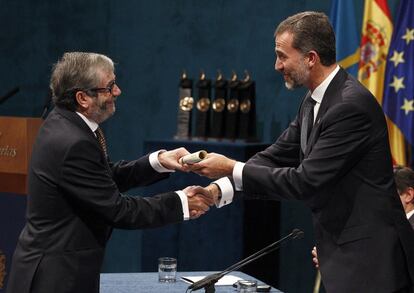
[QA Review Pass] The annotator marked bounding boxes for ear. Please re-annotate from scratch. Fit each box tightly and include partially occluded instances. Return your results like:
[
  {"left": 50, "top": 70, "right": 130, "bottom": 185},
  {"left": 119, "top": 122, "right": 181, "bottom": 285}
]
[
  {"left": 406, "top": 187, "right": 414, "bottom": 203},
  {"left": 307, "top": 50, "right": 318, "bottom": 67},
  {"left": 75, "top": 91, "right": 90, "bottom": 111}
]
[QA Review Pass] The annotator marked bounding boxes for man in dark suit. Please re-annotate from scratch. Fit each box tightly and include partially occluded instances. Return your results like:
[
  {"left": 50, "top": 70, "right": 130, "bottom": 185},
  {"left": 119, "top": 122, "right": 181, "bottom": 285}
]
[
  {"left": 6, "top": 52, "right": 212, "bottom": 293},
  {"left": 188, "top": 12, "right": 414, "bottom": 293},
  {"left": 394, "top": 166, "right": 414, "bottom": 229}
]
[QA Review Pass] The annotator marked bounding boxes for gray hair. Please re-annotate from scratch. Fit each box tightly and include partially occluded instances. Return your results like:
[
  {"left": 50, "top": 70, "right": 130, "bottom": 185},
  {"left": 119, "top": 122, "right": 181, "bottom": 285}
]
[
  {"left": 275, "top": 11, "right": 336, "bottom": 66},
  {"left": 50, "top": 52, "right": 114, "bottom": 111}
]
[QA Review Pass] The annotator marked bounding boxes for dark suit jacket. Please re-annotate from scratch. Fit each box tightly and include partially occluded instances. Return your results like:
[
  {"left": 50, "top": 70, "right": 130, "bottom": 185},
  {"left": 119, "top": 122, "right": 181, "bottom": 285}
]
[
  {"left": 409, "top": 213, "right": 414, "bottom": 230},
  {"left": 240, "top": 68, "right": 414, "bottom": 292},
  {"left": 7, "top": 107, "right": 184, "bottom": 293}
]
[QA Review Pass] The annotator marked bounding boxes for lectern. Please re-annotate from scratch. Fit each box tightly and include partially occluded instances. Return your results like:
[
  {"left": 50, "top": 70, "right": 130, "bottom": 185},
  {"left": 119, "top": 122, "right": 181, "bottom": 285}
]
[{"left": 0, "top": 117, "right": 42, "bottom": 194}]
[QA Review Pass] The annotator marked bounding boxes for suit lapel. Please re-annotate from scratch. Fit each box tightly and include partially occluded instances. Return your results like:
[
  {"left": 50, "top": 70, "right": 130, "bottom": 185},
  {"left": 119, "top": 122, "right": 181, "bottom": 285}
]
[
  {"left": 304, "top": 68, "right": 349, "bottom": 157},
  {"left": 53, "top": 106, "right": 112, "bottom": 174},
  {"left": 54, "top": 106, "right": 95, "bottom": 138}
]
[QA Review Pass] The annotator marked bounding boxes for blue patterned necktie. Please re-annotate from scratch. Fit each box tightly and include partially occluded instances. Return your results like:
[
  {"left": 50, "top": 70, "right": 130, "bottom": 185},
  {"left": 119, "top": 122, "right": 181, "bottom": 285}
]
[{"left": 300, "top": 97, "right": 316, "bottom": 154}]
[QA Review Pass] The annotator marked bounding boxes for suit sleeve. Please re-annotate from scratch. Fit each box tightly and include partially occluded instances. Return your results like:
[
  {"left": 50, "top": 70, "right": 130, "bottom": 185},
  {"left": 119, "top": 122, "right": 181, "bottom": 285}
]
[
  {"left": 243, "top": 103, "right": 372, "bottom": 201},
  {"left": 59, "top": 140, "right": 183, "bottom": 229},
  {"left": 248, "top": 116, "right": 302, "bottom": 168},
  {"left": 109, "top": 156, "right": 169, "bottom": 192}
]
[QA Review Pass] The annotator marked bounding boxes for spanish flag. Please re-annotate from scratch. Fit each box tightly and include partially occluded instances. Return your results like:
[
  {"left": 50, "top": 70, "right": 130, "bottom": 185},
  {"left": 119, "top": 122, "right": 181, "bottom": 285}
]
[{"left": 358, "top": 0, "right": 406, "bottom": 166}]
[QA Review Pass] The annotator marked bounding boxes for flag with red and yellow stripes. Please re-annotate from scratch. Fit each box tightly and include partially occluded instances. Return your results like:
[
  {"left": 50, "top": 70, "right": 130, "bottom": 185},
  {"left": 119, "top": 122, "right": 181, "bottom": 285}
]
[{"left": 358, "top": 0, "right": 406, "bottom": 165}]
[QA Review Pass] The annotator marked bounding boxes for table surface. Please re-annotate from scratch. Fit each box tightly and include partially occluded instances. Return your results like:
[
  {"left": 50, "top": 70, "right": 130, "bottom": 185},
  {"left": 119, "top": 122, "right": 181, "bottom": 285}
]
[{"left": 100, "top": 271, "right": 283, "bottom": 293}]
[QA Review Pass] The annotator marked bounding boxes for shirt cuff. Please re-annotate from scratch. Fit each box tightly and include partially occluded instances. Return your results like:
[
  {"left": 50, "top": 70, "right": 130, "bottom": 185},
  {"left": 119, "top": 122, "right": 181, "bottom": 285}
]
[
  {"left": 213, "top": 177, "right": 234, "bottom": 208},
  {"left": 175, "top": 190, "right": 189, "bottom": 221},
  {"left": 233, "top": 161, "right": 245, "bottom": 191},
  {"left": 149, "top": 150, "right": 175, "bottom": 173}
]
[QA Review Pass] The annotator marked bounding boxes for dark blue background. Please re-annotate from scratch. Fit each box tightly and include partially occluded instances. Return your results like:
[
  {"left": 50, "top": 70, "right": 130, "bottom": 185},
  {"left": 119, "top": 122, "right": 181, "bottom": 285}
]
[{"left": 0, "top": 0, "right": 401, "bottom": 292}]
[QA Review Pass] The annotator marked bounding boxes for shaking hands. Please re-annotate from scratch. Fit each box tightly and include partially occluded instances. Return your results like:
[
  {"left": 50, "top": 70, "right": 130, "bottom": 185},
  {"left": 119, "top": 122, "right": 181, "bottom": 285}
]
[
  {"left": 157, "top": 148, "right": 235, "bottom": 219},
  {"left": 182, "top": 185, "right": 213, "bottom": 219}
]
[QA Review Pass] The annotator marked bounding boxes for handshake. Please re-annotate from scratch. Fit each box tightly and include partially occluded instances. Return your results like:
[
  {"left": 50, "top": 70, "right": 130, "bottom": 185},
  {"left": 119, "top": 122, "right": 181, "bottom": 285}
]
[{"left": 157, "top": 147, "right": 237, "bottom": 220}]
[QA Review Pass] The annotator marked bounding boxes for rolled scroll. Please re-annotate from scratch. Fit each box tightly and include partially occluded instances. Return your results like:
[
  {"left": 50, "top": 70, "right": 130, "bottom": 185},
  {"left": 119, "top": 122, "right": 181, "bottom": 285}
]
[{"left": 179, "top": 150, "right": 208, "bottom": 164}]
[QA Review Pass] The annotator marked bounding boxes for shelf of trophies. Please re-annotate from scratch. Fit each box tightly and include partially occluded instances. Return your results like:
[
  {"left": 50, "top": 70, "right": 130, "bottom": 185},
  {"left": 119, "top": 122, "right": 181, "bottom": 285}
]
[{"left": 175, "top": 69, "right": 257, "bottom": 143}]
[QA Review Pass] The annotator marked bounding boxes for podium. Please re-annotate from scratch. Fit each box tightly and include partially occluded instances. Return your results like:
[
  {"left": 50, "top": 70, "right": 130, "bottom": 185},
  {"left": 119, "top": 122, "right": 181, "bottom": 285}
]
[
  {"left": 0, "top": 117, "right": 42, "bottom": 194},
  {"left": 0, "top": 117, "right": 42, "bottom": 292}
]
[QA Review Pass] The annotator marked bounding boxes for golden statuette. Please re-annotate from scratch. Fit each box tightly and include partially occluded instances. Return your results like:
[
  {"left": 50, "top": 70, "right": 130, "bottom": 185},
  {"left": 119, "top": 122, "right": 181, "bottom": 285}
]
[
  {"left": 231, "top": 70, "right": 237, "bottom": 82},
  {"left": 181, "top": 70, "right": 187, "bottom": 80},
  {"left": 243, "top": 70, "right": 251, "bottom": 82},
  {"left": 216, "top": 70, "right": 223, "bottom": 81},
  {"left": 199, "top": 70, "right": 206, "bottom": 81}
]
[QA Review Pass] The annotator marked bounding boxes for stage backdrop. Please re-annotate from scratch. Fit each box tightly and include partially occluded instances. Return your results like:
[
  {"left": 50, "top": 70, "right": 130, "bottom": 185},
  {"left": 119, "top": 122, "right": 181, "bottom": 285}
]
[{"left": 0, "top": 0, "right": 401, "bottom": 292}]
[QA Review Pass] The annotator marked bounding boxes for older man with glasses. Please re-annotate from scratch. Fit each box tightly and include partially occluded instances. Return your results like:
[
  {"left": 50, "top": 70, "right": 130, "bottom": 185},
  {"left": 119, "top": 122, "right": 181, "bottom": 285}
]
[{"left": 6, "top": 52, "right": 212, "bottom": 293}]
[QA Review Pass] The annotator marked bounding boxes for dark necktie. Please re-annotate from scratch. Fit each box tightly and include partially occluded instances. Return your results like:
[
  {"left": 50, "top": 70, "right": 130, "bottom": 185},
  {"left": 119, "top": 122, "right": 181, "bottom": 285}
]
[
  {"left": 95, "top": 127, "right": 109, "bottom": 160},
  {"left": 300, "top": 97, "right": 316, "bottom": 153}
]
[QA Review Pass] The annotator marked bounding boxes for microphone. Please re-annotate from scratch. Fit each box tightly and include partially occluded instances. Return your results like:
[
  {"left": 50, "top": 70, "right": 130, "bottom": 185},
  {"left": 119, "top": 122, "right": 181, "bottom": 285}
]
[
  {"left": 0, "top": 87, "right": 19, "bottom": 105},
  {"left": 188, "top": 273, "right": 222, "bottom": 291},
  {"left": 187, "top": 228, "right": 304, "bottom": 292}
]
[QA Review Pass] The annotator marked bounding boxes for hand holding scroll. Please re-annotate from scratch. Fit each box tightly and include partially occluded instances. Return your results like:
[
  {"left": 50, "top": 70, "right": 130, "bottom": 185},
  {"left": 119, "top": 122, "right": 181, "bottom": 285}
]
[
  {"left": 186, "top": 152, "right": 236, "bottom": 179},
  {"left": 179, "top": 150, "right": 207, "bottom": 164},
  {"left": 158, "top": 147, "right": 190, "bottom": 171}
]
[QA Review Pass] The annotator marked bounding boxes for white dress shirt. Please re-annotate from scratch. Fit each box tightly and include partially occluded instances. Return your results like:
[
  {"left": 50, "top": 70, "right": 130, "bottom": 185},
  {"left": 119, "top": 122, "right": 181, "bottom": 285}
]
[
  {"left": 76, "top": 112, "right": 189, "bottom": 220},
  {"left": 213, "top": 66, "right": 340, "bottom": 208}
]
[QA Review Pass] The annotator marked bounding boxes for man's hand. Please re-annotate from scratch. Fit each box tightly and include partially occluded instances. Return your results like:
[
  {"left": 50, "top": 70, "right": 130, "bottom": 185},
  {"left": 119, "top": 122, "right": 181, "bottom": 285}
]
[
  {"left": 184, "top": 153, "right": 236, "bottom": 179},
  {"left": 311, "top": 246, "right": 319, "bottom": 268},
  {"left": 158, "top": 147, "right": 190, "bottom": 171},
  {"left": 183, "top": 185, "right": 214, "bottom": 219},
  {"left": 205, "top": 184, "right": 221, "bottom": 203}
]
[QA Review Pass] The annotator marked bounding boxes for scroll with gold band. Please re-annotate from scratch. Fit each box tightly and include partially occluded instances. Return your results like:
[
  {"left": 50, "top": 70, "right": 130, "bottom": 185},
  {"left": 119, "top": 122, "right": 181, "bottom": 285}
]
[
  {"left": 174, "top": 71, "right": 193, "bottom": 139},
  {"left": 224, "top": 71, "right": 239, "bottom": 140},
  {"left": 210, "top": 71, "right": 227, "bottom": 139},
  {"left": 194, "top": 71, "right": 211, "bottom": 138},
  {"left": 238, "top": 71, "right": 256, "bottom": 140}
]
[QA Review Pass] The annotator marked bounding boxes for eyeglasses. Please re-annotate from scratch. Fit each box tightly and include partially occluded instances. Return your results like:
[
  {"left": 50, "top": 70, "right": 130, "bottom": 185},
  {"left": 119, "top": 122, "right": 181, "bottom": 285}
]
[{"left": 86, "top": 80, "right": 117, "bottom": 96}]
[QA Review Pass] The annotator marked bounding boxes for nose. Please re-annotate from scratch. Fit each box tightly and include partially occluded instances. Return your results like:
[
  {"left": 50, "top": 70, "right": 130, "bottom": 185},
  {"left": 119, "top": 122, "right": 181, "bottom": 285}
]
[
  {"left": 113, "top": 83, "right": 122, "bottom": 96},
  {"left": 275, "top": 58, "right": 283, "bottom": 72}
]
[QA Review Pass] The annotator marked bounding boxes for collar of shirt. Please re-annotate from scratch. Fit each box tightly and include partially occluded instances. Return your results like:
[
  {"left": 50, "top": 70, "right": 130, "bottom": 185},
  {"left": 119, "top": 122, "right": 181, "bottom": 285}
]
[
  {"left": 76, "top": 112, "right": 99, "bottom": 134},
  {"left": 407, "top": 209, "right": 414, "bottom": 220},
  {"left": 311, "top": 65, "right": 340, "bottom": 105}
]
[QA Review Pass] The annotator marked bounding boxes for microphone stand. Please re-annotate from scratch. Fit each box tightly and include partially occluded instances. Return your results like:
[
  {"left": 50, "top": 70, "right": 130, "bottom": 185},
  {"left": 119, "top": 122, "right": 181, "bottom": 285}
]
[
  {"left": 0, "top": 87, "right": 19, "bottom": 105},
  {"left": 187, "top": 228, "right": 304, "bottom": 292}
]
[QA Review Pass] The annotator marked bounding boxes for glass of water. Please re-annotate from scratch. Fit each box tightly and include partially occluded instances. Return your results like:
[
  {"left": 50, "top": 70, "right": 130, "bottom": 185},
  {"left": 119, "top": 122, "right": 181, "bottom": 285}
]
[{"left": 158, "top": 257, "right": 177, "bottom": 283}]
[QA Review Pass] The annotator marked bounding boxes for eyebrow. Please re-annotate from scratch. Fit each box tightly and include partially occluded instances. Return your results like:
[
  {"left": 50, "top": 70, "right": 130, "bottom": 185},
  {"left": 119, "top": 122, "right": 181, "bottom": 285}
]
[{"left": 106, "top": 79, "right": 116, "bottom": 87}]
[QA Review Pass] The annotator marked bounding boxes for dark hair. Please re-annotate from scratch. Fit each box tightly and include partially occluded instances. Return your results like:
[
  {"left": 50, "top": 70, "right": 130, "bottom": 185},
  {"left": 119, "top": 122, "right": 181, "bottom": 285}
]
[
  {"left": 393, "top": 166, "right": 414, "bottom": 194},
  {"left": 274, "top": 11, "right": 336, "bottom": 66},
  {"left": 50, "top": 52, "right": 114, "bottom": 111}
]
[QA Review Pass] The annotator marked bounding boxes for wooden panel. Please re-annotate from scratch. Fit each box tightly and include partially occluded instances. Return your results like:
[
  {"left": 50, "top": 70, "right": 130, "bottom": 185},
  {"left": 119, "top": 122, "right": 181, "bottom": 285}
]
[
  {"left": 0, "top": 173, "right": 27, "bottom": 194},
  {"left": 0, "top": 117, "right": 42, "bottom": 194}
]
